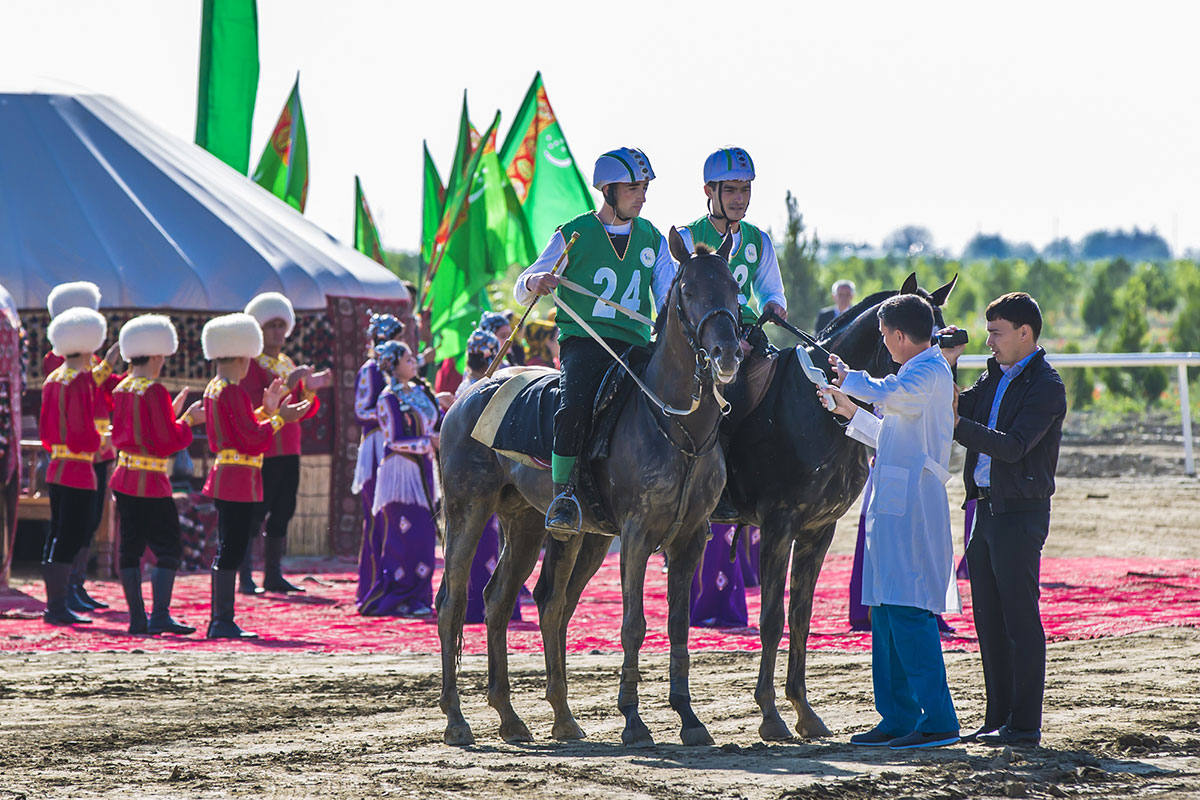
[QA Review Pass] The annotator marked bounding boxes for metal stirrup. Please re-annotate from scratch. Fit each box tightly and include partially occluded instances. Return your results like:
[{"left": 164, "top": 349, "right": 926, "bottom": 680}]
[{"left": 545, "top": 488, "right": 583, "bottom": 534}]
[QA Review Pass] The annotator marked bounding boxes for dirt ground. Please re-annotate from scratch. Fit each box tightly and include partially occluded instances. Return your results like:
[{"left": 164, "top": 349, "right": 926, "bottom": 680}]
[{"left": 1, "top": 437, "right": 1198, "bottom": 799}]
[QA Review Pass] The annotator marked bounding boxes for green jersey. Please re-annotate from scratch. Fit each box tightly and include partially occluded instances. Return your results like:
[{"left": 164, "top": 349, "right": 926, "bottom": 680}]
[
  {"left": 687, "top": 216, "right": 764, "bottom": 325},
  {"left": 555, "top": 212, "right": 662, "bottom": 347}
]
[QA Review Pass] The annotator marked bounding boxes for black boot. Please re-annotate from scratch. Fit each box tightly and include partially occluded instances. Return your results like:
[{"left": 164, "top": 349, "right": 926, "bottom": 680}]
[
  {"left": 147, "top": 567, "right": 195, "bottom": 635},
  {"left": 238, "top": 549, "right": 263, "bottom": 595},
  {"left": 207, "top": 569, "right": 258, "bottom": 639},
  {"left": 120, "top": 567, "right": 147, "bottom": 634},
  {"left": 262, "top": 537, "right": 304, "bottom": 593},
  {"left": 710, "top": 489, "right": 741, "bottom": 524},
  {"left": 69, "top": 546, "right": 109, "bottom": 610},
  {"left": 545, "top": 483, "right": 582, "bottom": 541},
  {"left": 43, "top": 562, "right": 91, "bottom": 625}
]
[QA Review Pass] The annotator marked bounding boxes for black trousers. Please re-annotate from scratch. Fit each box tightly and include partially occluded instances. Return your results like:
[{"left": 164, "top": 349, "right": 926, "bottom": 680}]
[
  {"left": 115, "top": 492, "right": 182, "bottom": 571},
  {"left": 553, "top": 336, "right": 627, "bottom": 460},
  {"left": 249, "top": 455, "right": 300, "bottom": 540},
  {"left": 89, "top": 460, "right": 111, "bottom": 540},
  {"left": 46, "top": 484, "right": 96, "bottom": 563},
  {"left": 214, "top": 499, "right": 256, "bottom": 570},
  {"left": 966, "top": 499, "right": 1051, "bottom": 730}
]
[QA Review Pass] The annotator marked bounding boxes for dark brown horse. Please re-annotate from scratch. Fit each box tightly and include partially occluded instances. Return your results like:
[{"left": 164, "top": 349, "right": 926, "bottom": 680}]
[{"left": 436, "top": 228, "right": 741, "bottom": 747}]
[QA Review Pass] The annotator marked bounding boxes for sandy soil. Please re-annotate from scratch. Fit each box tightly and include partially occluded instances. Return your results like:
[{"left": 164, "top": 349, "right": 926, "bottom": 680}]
[{"left": 1, "top": 454, "right": 1198, "bottom": 798}]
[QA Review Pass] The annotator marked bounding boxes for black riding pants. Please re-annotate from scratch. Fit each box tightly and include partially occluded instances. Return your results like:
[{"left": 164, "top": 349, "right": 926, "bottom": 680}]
[
  {"left": 44, "top": 462, "right": 110, "bottom": 562},
  {"left": 214, "top": 499, "right": 256, "bottom": 570},
  {"left": 249, "top": 455, "right": 300, "bottom": 540},
  {"left": 553, "top": 336, "right": 628, "bottom": 460},
  {"left": 115, "top": 492, "right": 182, "bottom": 571},
  {"left": 46, "top": 484, "right": 96, "bottom": 563},
  {"left": 966, "top": 500, "right": 1051, "bottom": 731}
]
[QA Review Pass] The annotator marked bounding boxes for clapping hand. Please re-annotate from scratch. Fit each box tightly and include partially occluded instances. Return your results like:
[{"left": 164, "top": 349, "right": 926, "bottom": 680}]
[
  {"left": 279, "top": 398, "right": 312, "bottom": 423},
  {"left": 262, "top": 377, "right": 290, "bottom": 415},
  {"left": 305, "top": 368, "right": 332, "bottom": 390},
  {"left": 172, "top": 388, "right": 190, "bottom": 416},
  {"left": 183, "top": 400, "right": 205, "bottom": 427},
  {"left": 103, "top": 342, "right": 123, "bottom": 371}
]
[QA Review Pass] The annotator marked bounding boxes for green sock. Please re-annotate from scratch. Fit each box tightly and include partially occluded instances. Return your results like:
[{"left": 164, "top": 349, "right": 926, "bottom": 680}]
[{"left": 551, "top": 453, "right": 576, "bottom": 484}]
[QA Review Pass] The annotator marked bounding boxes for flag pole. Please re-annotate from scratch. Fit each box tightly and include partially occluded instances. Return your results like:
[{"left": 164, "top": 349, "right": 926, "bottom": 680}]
[{"left": 484, "top": 232, "right": 578, "bottom": 378}]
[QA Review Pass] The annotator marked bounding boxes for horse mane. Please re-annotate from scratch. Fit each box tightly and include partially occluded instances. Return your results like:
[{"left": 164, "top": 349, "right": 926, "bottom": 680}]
[{"left": 693, "top": 242, "right": 715, "bottom": 256}]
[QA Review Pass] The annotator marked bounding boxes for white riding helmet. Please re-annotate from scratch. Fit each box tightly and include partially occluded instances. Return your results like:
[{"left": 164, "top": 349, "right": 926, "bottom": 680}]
[
  {"left": 703, "top": 147, "right": 755, "bottom": 183},
  {"left": 592, "top": 147, "right": 655, "bottom": 190}
]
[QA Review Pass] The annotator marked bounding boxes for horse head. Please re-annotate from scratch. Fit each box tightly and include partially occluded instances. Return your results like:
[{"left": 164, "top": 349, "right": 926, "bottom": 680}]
[
  {"left": 821, "top": 272, "right": 957, "bottom": 377},
  {"left": 664, "top": 226, "right": 743, "bottom": 385}
]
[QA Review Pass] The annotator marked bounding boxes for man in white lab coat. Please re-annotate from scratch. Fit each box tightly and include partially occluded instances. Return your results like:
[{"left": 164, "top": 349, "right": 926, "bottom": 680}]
[{"left": 821, "top": 293, "right": 961, "bottom": 750}]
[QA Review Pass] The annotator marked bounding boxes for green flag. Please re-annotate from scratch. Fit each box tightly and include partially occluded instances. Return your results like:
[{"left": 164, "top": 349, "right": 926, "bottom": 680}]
[
  {"left": 500, "top": 71, "right": 594, "bottom": 248},
  {"left": 252, "top": 75, "right": 309, "bottom": 212},
  {"left": 353, "top": 176, "right": 385, "bottom": 265},
  {"left": 420, "top": 141, "right": 445, "bottom": 282},
  {"left": 442, "top": 92, "right": 478, "bottom": 209},
  {"left": 195, "top": 0, "right": 259, "bottom": 174}
]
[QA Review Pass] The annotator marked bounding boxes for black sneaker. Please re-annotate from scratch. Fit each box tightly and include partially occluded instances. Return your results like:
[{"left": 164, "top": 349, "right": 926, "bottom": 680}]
[
  {"left": 978, "top": 725, "right": 1041, "bottom": 747},
  {"left": 850, "top": 726, "right": 901, "bottom": 747},
  {"left": 889, "top": 730, "right": 960, "bottom": 749}
]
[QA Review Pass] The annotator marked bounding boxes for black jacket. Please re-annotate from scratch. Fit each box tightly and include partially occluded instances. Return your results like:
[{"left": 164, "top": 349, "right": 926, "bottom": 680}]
[
  {"left": 814, "top": 306, "right": 838, "bottom": 334},
  {"left": 954, "top": 348, "right": 1066, "bottom": 513}
]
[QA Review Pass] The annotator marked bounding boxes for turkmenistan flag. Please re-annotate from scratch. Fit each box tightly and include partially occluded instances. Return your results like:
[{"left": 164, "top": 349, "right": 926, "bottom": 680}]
[
  {"left": 195, "top": 0, "right": 259, "bottom": 174},
  {"left": 500, "top": 71, "right": 593, "bottom": 248},
  {"left": 419, "top": 141, "right": 445, "bottom": 283},
  {"left": 353, "top": 176, "right": 385, "bottom": 265},
  {"left": 252, "top": 75, "right": 308, "bottom": 212}
]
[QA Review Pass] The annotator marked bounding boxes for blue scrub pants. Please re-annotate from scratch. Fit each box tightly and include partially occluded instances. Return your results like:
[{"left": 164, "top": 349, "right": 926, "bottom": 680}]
[{"left": 871, "top": 603, "right": 959, "bottom": 735}]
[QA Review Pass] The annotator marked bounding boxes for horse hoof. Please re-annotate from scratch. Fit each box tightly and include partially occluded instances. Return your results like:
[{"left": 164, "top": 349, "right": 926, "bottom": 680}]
[
  {"left": 759, "top": 716, "right": 794, "bottom": 742},
  {"left": 444, "top": 722, "right": 475, "bottom": 746},
  {"left": 622, "top": 722, "right": 655, "bottom": 748},
  {"left": 794, "top": 717, "right": 832, "bottom": 739},
  {"left": 500, "top": 718, "right": 534, "bottom": 743},
  {"left": 680, "top": 725, "right": 714, "bottom": 746},
  {"left": 552, "top": 719, "right": 587, "bottom": 741}
]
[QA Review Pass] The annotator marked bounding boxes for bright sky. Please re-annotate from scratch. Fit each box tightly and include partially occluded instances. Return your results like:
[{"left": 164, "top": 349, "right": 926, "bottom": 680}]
[{"left": 4, "top": 0, "right": 1199, "bottom": 256}]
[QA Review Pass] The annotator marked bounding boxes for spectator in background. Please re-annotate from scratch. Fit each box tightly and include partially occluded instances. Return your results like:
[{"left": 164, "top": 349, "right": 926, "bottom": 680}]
[
  {"left": 523, "top": 318, "right": 559, "bottom": 368},
  {"left": 814, "top": 279, "right": 856, "bottom": 334},
  {"left": 940, "top": 292, "right": 1066, "bottom": 747}
]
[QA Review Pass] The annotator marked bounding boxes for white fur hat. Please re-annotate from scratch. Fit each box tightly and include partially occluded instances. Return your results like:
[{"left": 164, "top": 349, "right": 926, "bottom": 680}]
[
  {"left": 48, "top": 307, "right": 107, "bottom": 357},
  {"left": 202, "top": 313, "right": 264, "bottom": 360},
  {"left": 244, "top": 292, "right": 295, "bottom": 337},
  {"left": 47, "top": 281, "right": 102, "bottom": 318},
  {"left": 119, "top": 314, "right": 179, "bottom": 360}
]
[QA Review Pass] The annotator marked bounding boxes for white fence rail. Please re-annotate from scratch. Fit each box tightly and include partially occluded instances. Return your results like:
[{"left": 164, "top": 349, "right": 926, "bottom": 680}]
[{"left": 957, "top": 352, "right": 1200, "bottom": 475}]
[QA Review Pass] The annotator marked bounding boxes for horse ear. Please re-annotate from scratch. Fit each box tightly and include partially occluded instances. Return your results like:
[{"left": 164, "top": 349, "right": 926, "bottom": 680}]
[
  {"left": 716, "top": 231, "right": 735, "bottom": 262},
  {"left": 668, "top": 226, "right": 692, "bottom": 265},
  {"left": 928, "top": 274, "right": 958, "bottom": 307},
  {"left": 900, "top": 272, "right": 919, "bottom": 295}
]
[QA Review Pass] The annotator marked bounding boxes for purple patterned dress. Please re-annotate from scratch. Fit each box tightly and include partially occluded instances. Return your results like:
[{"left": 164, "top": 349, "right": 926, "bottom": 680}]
[
  {"left": 690, "top": 523, "right": 749, "bottom": 628},
  {"left": 353, "top": 359, "right": 386, "bottom": 607},
  {"left": 357, "top": 381, "right": 440, "bottom": 616}
]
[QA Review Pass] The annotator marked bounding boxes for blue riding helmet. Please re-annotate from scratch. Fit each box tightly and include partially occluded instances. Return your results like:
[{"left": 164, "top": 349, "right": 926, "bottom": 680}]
[
  {"left": 367, "top": 311, "right": 404, "bottom": 344},
  {"left": 375, "top": 340, "right": 410, "bottom": 372},
  {"left": 592, "top": 147, "right": 656, "bottom": 190},
  {"left": 703, "top": 147, "right": 755, "bottom": 183}
]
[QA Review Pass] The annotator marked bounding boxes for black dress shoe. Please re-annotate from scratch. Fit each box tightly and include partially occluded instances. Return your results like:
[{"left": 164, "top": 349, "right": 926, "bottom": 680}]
[
  {"left": 978, "top": 724, "right": 1041, "bottom": 746},
  {"left": 960, "top": 724, "right": 1001, "bottom": 744}
]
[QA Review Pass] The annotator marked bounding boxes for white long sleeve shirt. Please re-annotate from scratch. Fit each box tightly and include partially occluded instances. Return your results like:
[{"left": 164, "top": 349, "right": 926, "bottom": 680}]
[{"left": 675, "top": 222, "right": 787, "bottom": 313}]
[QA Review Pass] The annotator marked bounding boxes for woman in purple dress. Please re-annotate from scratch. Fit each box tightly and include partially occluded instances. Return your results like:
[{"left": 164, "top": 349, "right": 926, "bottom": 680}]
[
  {"left": 690, "top": 523, "right": 749, "bottom": 628},
  {"left": 357, "top": 341, "right": 440, "bottom": 617},
  {"left": 353, "top": 313, "right": 404, "bottom": 607}
]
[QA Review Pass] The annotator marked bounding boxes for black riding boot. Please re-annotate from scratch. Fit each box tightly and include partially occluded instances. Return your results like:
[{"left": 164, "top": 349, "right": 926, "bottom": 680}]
[
  {"left": 545, "top": 483, "right": 582, "bottom": 541},
  {"left": 238, "top": 541, "right": 263, "bottom": 595},
  {"left": 44, "top": 562, "right": 91, "bottom": 625},
  {"left": 120, "top": 567, "right": 147, "bottom": 634},
  {"left": 69, "top": 546, "right": 109, "bottom": 610},
  {"left": 206, "top": 569, "right": 258, "bottom": 640},
  {"left": 262, "top": 537, "right": 304, "bottom": 593},
  {"left": 147, "top": 567, "right": 195, "bottom": 635}
]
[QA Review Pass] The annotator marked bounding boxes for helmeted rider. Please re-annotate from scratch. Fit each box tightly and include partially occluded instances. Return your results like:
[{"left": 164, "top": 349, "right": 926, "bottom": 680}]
[{"left": 514, "top": 147, "right": 677, "bottom": 535}]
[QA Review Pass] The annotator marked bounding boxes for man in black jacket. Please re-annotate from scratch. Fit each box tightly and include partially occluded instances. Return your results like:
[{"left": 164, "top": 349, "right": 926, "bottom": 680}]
[{"left": 941, "top": 292, "right": 1066, "bottom": 747}]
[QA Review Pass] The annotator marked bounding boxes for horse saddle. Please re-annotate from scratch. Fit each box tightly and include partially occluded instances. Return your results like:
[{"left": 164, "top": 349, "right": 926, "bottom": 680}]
[{"left": 470, "top": 346, "right": 652, "bottom": 533}]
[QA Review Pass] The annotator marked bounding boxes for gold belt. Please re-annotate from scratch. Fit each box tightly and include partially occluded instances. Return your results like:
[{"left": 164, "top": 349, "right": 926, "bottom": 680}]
[
  {"left": 50, "top": 445, "right": 94, "bottom": 462},
  {"left": 216, "top": 450, "right": 263, "bottom": 469},
  {"left": 117, "top": 452, "right": 170, "bottom": 473}
]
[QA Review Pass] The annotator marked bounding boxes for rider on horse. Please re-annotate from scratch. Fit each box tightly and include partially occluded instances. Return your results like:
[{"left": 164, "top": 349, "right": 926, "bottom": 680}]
[{"left": 513, "top": 147, "right": 677, "bottom": 535}]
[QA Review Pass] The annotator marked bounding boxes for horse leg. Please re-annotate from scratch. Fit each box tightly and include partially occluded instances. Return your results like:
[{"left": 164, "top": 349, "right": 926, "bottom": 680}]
[
  {"left": 485, "top": 509, "right": 545, "bottom": 743},
  {"left": 784, "top": 524, "right": 836, "bottom": 738},
  {"left": 437, "top": 496, "right": 492, "bottom": 746},
  {"left": 617, "top": 535, "right": 655, "bottom": 748},
  {"left": 755, "top": 524, "right": 795, "bottom": 741},
  {"left": 666, "top": 527, "right": 713, "bottom": 745},
  {"left": 534, "top": 534, "right": 586, "bottom": 739}
]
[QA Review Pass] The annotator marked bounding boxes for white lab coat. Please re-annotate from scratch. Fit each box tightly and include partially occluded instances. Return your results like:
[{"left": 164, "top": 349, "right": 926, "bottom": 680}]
[{"left": 841, "top": 345, "right": 961, "bottom": 614}]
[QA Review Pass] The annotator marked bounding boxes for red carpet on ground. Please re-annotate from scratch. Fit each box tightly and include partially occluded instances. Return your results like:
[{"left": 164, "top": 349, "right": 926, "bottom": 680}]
[{"left": 1, "top": 555, "right": 1197, "bottom": 654}]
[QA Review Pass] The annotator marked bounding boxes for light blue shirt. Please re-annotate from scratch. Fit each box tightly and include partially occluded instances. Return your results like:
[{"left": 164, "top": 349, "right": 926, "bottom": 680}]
[{"left": 974, "top": 349, "right": 1040, "bottom": 488}]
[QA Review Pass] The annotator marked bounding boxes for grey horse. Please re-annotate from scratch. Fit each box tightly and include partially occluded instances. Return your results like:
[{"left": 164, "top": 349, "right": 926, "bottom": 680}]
[{"left": 436, "top": 228, "right": 742, "bottom": 748}]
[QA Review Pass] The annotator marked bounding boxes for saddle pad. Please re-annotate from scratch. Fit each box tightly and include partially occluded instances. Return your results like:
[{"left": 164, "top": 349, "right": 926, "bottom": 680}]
[{"left": 470, "top": 367, "right": 559, "bottom": 469}]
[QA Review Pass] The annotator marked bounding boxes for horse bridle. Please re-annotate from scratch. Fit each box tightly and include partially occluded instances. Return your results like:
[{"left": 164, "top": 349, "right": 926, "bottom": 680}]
[{"left": 664, "top": 257, "right": 741, "bottom": 415}]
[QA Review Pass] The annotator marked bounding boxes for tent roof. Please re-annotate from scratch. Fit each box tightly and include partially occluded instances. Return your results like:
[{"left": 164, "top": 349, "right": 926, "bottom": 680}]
[{"left": 0, "top": 92, "right": 408, "bottom": 311}]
